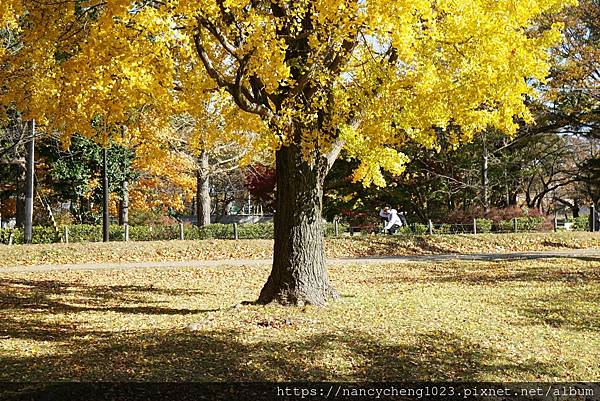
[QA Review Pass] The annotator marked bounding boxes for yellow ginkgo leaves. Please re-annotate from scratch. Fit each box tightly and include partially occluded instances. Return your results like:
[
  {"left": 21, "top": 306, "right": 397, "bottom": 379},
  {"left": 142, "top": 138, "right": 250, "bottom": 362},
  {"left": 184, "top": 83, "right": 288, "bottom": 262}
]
[{"left": 0, "top": 0, "right": 577, "bottom": 187}]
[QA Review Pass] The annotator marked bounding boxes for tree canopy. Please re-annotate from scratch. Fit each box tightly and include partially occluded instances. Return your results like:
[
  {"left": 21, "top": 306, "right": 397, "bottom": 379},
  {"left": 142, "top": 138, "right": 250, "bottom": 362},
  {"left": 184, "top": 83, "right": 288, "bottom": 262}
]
[{"left": 1, "top": 0, "right": 575, "bottom": 185}]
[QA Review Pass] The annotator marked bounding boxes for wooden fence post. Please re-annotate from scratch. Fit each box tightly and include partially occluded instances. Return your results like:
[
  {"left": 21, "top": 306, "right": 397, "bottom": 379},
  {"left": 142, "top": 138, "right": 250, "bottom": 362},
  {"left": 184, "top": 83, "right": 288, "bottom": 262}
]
[
  {"left": 428, "top": 220, "right": 433, "bottom": 235},
  {"left": 513, "top": 217, "right": 518, "bottom": 233},
  {"left": 179, "top": 223, "right": 184, "bottom": 240},
  {"left": 473, "top": 219, "right": 477, "bottom": 235},
  {"left": 233, "top": 223, "right": 238, "bottom": 240},
  {"left": 64, "top": 226, "right": 69, "bottom": 244}
]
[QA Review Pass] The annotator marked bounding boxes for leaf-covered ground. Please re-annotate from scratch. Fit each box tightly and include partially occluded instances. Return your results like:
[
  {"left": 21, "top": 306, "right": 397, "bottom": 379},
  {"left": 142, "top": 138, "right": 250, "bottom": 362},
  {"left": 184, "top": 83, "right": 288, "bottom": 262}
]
[
  {"left": 0, "top": 257, "right": 598, "bottom": 381},
  {"left": 1, "top": 232, "right": 599, "bottom": 267}
]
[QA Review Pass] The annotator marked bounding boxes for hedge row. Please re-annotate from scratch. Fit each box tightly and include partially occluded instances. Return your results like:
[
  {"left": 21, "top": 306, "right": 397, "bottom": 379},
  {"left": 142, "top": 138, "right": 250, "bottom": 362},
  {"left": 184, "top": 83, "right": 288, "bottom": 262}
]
[
  {"left": 0, "top": 223, "right": 348, "bottom": 244},
  {"left": 495, "top": 217, "right": 545, "bottom": 232},
  {"left": 431, "top": 219, "right": 493, "bottom": 234},
  {"left": 566, "top": 216, "right": 589, "bottom": 231},
  {"left": 0, "top": 216, "right": 579, "bottom": 244},
  {"left": 397, "top": 218, "right": 538, "bottom": 235}
]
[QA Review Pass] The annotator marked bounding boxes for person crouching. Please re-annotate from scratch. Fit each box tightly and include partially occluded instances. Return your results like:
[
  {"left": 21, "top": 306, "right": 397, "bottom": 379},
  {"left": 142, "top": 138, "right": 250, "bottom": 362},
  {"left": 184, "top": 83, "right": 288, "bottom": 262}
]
[{"left": 379, "top": 206, "right": 402, "bottom": 235}]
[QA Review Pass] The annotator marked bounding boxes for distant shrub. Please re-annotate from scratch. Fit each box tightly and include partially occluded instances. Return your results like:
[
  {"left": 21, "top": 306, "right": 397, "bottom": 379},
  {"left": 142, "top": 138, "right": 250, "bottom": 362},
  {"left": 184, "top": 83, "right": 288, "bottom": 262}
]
[
  {"left": 324, "top": 222, "right": 347, "bottom": 237},
  {"left": 566, "top": 216, "right": 589, "bottom": 231},
  {"left": 475, "top": 219, "right": 493, "bottom": 233},
  {"left": 434, "top": 224, "right": 452, "bottom": 234},
  {"left": 495, "top": 217, "right": 544, "bottom": 232},
  {"left": 67, "top": 225, "right": 103, "bottom": 242},
  {"left": 446, "top": 206, "right": 545, "bottom": 233},
  {"left": 32, "top": 227, "right": 60, "bottom": 243},
  {"left": 409, "top": 223, "right": 429, "bottom": 235},
  {"left": 128, "top": 210, "right": 179, "bottom": 226},
  {"left": 0, "top": 228, "right": 22, "bottom": 244}
]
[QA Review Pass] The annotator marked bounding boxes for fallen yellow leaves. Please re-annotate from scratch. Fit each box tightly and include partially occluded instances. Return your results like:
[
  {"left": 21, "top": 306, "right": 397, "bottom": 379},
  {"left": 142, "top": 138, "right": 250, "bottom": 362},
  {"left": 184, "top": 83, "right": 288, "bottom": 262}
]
[
  {"left": 0, "top": 257, "right": 599, "bottom": 381},
  {"left": 0, "top": 232, "right": 599, "bottom": 267}
]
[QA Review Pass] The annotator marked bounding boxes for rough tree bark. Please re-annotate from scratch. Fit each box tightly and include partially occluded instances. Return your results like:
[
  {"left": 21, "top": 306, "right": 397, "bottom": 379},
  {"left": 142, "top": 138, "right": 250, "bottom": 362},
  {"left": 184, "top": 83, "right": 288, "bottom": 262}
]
[
  {"left": 196, "top": 150, "right": 211, "bottom": 227},
  {"left": 257, "top": 143, "right": 338, "bottom": 306}
]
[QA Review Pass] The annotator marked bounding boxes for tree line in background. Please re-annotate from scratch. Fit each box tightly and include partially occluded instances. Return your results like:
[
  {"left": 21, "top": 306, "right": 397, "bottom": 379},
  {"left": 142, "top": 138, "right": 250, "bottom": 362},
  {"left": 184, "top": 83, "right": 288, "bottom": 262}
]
[
  {"left": 1, "top": 0, "right": 598, "bottom": 230},
  {"left": 0, "top": 115, "right": 274, "bottom": 228},
  {"left": 325, "top": 0, "right": 599, "bottom": 225}
]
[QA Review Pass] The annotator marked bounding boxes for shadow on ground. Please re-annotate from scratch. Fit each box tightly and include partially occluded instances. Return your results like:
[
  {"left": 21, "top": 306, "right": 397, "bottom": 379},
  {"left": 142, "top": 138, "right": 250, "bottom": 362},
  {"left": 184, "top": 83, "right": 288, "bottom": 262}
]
[
  {"left": 0, "top": 278, "right": 220, "bottom": 341},
  {"left": 0, "top": 274, "right": 559, "bottom": 381},
  {"left": 0, "top": 258, "right": 593, "bottom": 381},
  {"left": 0, "top": 325, "right": 558, "bottom": 381},
  {"left": 516, "top": 288, "right": 600, "bottom": 333}
]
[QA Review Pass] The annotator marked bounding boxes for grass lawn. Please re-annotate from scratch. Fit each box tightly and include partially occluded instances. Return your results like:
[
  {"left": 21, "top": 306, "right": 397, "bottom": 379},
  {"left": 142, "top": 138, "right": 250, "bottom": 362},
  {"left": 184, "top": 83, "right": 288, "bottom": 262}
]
[
  {"left": 1, "top": 231, "right": 599, "bottom": 267},
  {"left": 1, "top": 256, "right": 598, "bottom": 381}
]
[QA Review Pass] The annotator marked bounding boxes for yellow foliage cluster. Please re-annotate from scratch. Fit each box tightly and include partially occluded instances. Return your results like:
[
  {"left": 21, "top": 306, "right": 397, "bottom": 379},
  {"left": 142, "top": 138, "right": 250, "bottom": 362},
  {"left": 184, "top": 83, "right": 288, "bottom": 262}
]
[{"left": 0, "top": 0, "right": 576, "bottom": 187}]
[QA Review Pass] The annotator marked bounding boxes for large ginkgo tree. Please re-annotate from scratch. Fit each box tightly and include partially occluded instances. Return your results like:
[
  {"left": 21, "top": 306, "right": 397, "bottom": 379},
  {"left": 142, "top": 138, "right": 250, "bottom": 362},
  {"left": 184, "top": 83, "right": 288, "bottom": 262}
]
[{"left": 0, "top": 0, "right": 574, "bottom": 305}]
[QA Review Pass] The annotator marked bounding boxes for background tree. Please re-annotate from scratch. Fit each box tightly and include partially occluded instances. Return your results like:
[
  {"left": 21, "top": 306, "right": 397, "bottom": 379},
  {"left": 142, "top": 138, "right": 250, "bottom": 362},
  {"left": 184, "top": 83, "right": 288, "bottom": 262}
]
[
  {"left": 173, "top": 107, "right": 260, "bottom": 227},
  {"left": 244, "top": 164, "right": 277, "bottom": 213}
]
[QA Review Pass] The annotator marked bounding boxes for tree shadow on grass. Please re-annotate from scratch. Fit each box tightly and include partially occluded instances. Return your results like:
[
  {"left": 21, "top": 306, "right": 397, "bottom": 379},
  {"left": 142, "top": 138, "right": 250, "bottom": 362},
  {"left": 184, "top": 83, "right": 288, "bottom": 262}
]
[
  {"left": 0, "top": 278, "right": 216, "bottom": 307},
  {"left": 540, "top": 240, "right": 579, "bottom": 249},
  {"left": 0, "top": 325, "right": 558, "bottom": 382},
  {"left": 515, "top": 287, "right": 600, "bottom": 333},
  {"left": 340, "top": 236, "right": 457, "bottom": 256},
  {"left": 0, "top": 278, "right": 222, "bottom": 342},
  {"left": 1, "top": 278, "right": 213, "bottom": 298},
  {"left": 411, "top": 236, "right": 455, "bottom": 254}
]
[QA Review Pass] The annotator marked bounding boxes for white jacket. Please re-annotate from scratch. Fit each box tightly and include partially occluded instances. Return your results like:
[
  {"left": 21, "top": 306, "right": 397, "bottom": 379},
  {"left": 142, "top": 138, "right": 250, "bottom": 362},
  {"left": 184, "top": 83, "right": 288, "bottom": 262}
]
[{"left": 381, "top": 209, "right": 402, "bottom": 230}]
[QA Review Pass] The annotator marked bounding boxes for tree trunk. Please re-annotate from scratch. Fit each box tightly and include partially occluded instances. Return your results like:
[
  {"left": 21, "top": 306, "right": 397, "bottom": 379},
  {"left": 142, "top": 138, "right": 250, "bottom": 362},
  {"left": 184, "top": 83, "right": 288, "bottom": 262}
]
[
  {"left": 504, "top": 171, "right": 510, "bottom": 208},
  {"left": 23, "top": 122, "right": 35, "bottom": 244},
  {"left": 572, "top": 199, "right": 580, "bottom": 218},
  {"left": 257, "top": 144, "right": 338, "bottom": 306},
  {"left": 196, "top": 150, "right": 211, "bottom": 227},
  {"left": 14, "top": 161, "right": 26, "bottom": 227},
  {"left": 102, "top": 147, "right": 109, "bottom": 242},
  {"left": 118, "top": 178, "right": 129, "bottom": 226},
  {"left": 481, "top": 134, "right": 490, "bottom": 215}
]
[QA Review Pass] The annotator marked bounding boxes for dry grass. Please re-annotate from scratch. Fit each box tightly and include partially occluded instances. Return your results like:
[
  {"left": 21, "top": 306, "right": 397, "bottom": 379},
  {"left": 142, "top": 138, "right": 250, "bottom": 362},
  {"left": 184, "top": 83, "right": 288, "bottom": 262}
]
[{"left": 1, "top": 256, "right": 599, "bottom": 381}]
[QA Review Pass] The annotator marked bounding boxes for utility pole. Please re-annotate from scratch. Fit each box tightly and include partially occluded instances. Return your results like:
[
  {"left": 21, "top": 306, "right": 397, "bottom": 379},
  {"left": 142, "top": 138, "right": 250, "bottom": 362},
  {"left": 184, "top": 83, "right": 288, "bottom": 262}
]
[
  {"left": 481, "top": 132, "right": 490, "bottom": 215},
  {"left": 118, "top": 130, "right": 129, "bottom": 227},
  {"left": 24, "top": 120, "right": 35, "bottom": 244},
  {"left": 102, "top": 147, "right": 109, "bottom": 242}
]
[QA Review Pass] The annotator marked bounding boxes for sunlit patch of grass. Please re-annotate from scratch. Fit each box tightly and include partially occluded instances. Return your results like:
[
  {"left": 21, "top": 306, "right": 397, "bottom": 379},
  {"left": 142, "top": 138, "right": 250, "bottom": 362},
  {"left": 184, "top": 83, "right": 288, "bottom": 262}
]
[{"left": 1, "top": 257, "right": 599, "bottom": 381}]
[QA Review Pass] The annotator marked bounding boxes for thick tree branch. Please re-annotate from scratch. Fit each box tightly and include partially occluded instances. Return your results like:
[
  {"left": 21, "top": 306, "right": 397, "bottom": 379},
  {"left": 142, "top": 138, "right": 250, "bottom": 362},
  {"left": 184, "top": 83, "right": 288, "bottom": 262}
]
[
  {"left": 199, "top": 17, "right": 242, "bottom": 61},
  {"left": 193, "top": 29, "right": 275, "bottom": 121},
  {"left": 193, "top": 32, "right": 233, "bottom": 90},
  {"left": 324, "top": 138, "right": 345, "bottom": 174}
]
